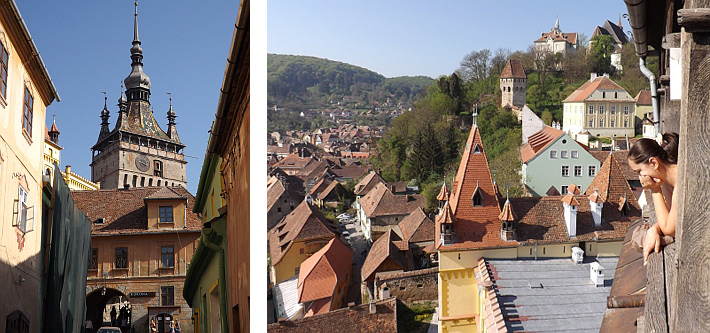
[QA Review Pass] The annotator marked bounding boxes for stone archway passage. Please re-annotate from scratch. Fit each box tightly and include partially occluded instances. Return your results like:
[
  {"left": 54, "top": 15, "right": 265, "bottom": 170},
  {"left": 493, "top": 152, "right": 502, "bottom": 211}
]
[{"left": 85, "top": 288, "right": 133, "bottom": 332}]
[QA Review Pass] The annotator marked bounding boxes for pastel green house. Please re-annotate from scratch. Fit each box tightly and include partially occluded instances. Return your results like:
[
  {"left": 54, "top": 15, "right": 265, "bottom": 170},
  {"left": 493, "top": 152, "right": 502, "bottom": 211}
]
[
  {"left": 521, "top": 127, "right": 601, "bottom": 196},
  {"left": 184, "top": 153, "right": 229, "bottom": 332}
]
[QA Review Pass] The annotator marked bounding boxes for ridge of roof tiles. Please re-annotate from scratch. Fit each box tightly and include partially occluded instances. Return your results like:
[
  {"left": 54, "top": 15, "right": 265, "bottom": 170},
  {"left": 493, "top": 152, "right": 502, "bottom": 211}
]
[
  {"left": 562, "top": 76, "right": 633, "bottom": 103},
  {"left": 585, "top": 152, "right": 640, "bottom": 210},
  {"left": 398, "top": 207, "right": 435, "bottom": 243},
  {"left": 520, "top": 126, "right": 566, "bottom": 163},
  {"left": 268, "top": 200, "right": 338, "bottom": 265},
  {"left": 297, "top": 237, "right": 353, "bottom": 303},
  {"left": 361, "top": 229, "right": 410, "bottom": 282},
  {"left": 354, "top": 171, "right": 386, "bottom": 196},
  {"left": 561, "top": 192, "right": 580, "bottom": 206},
  {"left": 498, "top": 198, "right": 517, "bottom": 222}
]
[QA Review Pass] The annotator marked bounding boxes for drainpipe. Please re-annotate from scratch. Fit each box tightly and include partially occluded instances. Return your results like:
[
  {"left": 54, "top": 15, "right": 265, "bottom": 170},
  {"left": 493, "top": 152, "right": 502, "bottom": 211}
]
[
  {"left": 202, "top": 228, "right": 228, "bottom": 332},
  {"left": 534, "top": 244, "right": 538, "bottom": 260},
  {"left": 639, "top": 57, "right": 660, "bottom": 135},
  {"left": 184, "top": 199, "right": 187, "bottom": 229}
]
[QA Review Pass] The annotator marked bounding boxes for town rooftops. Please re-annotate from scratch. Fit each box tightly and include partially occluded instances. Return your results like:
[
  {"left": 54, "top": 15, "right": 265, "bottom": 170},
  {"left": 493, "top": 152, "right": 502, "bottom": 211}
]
[
  {"left": 298, "top": 238, "right": 353, "bottom": 304},
  {"left": 361, "top": 229, "right": 412, "bottom": 282},
  {"left": 268, "top": 200, "right": 339, "bottom": 265},
  {"left": 500, "top": 59, "right": 526, "bottom": 79},
  {"left": 354, "top": 171, "right": 386, "bottom": 196},
  {"left": 267, "top": 298, "right": 398, "bottom": 332},
  {"left": 520, "top": 126, "right": 566, "bottom": 163},
  {"left": 585, "top": 153, "right": 639, "bottom": 206},
  {"left": 397, "top": 207, "right": 435, "bottom": 244},
  {"left": 535, "top": 30, "right": 578, "bottom": 44},
  {"left": 71, "top": 186, "right": 202, "bottom": 235},
  {"left": 562, "top": 76, "right": 634, "bottom": 103},
  {"left": 483, "top": 257, "right": 618, "bottom": 331}
]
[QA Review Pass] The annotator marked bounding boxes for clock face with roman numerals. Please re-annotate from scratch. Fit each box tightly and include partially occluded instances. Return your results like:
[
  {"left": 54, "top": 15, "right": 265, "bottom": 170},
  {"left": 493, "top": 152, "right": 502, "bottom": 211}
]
[{"left": 135, "top": 155, "right": 150, "bottom": 172}]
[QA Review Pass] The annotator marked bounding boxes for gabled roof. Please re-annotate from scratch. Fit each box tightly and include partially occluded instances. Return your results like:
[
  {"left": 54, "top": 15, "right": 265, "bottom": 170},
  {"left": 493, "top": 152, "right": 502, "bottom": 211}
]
[
  {"left": 359, "top": 183, "right": 424, "bottom": 218},
  {"left": 635, "top": 89, "right": 652, "bottom": 105},
  {"left": 71, "top": 186, "right": 202, "bottom": 235},
  {"left": 298, "top": 238, "right": 353, "bottom": 303},
  {"left": 500, "top": 59, "right": 526, "bottom": 79},
  {"left": 585, "top": 153, "right": 640, "bottom": 210},
  {"left": 593, "top": 20, "right": 629, "bottom": 45},
  {"left": 266, "top": 298, "right": 398, "bottom": 333},
  {"left": 398, "top": 208, "right": 435, "bottom": 244},
  {"left": 354, "top": 171, "right": 386, "bottom": 196},
  {"left": 143, "top": 186, "right": 187, "bottom": 201},
  {"left": 535, "top": 31, "right": 577, "bottom": 44},
  {"left": 317, "top": 181, "right": 344, "bottom": 201},
  {"left": 520, "top": 126, "right": 565, "bottom": 163},
  {"left": 589, "top": 150, "right": 637, "bottom": 183},
  {"left": 309, "top": 178, "right": 331, "bottom": 197},
  {"left": 361, "top": 229, "right": 411, "bottom": 282},
  {"left": 443, "top": 125, "right": 510, "bottom": 250},
  {"left": 274, "top": 152, "right": 315, "bottom": 170},
  {"left": 268, "top": 201, "right": 338, "bottom": 265},
  {"left": 562, "top": 76, "right": 634, "bottom": 103}
]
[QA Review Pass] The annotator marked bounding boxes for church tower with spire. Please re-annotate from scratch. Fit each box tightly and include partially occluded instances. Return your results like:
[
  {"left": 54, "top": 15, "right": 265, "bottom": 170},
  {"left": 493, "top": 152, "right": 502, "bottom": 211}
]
[{"left": 90, "top": 3, "right": 187, "bottom": 189}]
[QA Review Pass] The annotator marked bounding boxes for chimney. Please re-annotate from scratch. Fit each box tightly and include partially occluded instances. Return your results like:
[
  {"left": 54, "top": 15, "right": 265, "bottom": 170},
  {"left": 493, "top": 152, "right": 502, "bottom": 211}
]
[
  {"left": 561, "top": 194, "right": 578, "bottom": 237},
  {"left": 590, "top": 73, "right": 598, "bottom": 82},
  {"left": 589, "top": 189, "right": 603, "bottom": 227},
  {"left": 590, "top": 262, "right": 605, "bottom": 287},
  {"left": 65, "top": 165, "right": 72, "bottom": 175},
  {"left": 571, "top": 246, "right": 584, "bottom": 264}
]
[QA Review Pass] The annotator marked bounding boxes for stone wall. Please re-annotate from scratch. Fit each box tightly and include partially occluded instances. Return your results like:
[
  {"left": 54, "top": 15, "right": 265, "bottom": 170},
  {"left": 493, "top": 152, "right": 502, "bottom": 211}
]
[{"left": 374, "top": 267, "right": 438, "bottom": 303}]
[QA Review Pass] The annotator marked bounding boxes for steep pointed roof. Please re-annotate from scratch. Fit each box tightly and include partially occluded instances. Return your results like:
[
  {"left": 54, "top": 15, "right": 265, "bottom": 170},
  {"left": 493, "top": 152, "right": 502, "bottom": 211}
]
[
  {"left": 561, "top": 192, "right": 580, "bottom": 206},
  {"left": 297, "top": 238, "right": 353, "bottom": 303},
  {"left": 588, "top": 190, "right": 604, "bottom": 203},
  {"left": 498, "top": 198, "right": 517, "bottom": 221},
  {"left": 568, "top": 184, "right": 582, "bottom": 195},
  {"left": 500, "top": 59, "right": 526, "bottom": 79},
  {"left": 436, "top": 201, "right": 455, "bottom": 225},
  {"left": 592, "top": 19, "right": 629, "bottom": 45},
  {"left": 585, "top": 153, "right": 639, "bottom": 210},
  {"left": 436, "top": 182, "right": 449, "bottom": 201},
  {"left": 444, "top": 124, "right": 512, "bottom": 250},
  {"left": 268, "top": 200, "right": 338, "bottom": 265}
]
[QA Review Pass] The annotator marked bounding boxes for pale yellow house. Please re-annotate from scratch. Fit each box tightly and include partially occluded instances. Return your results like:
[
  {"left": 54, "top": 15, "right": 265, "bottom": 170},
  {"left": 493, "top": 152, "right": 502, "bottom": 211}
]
[
  {"left": 0, "top": 0, "right": 59, "bottom": 329},
  {"left": 634, "top": 89, "right": 653, "bottom": 135},
  {"left": 435, "top": 123, "right": 638, "bottom": 332},
  {"left": 562, "top": 75, "right": 636, "bottom": 139}
]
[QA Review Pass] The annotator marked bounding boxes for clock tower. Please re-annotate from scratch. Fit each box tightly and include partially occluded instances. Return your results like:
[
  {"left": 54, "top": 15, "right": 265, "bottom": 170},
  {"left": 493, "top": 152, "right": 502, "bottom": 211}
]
[{"left": 90, "top": 3, "right": 187, "bottom": 189}]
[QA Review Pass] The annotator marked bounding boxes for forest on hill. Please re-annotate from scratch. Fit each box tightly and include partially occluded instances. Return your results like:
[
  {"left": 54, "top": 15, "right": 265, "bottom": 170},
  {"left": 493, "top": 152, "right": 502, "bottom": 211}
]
[{"left": 267, "top": 54, "right": 435, "bottom": 132}]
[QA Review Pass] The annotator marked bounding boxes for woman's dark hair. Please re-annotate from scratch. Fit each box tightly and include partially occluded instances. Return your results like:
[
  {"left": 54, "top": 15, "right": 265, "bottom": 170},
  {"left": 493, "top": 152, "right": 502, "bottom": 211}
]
[{"left": 628, "top": 132, "right": 679, "bottom": 165}]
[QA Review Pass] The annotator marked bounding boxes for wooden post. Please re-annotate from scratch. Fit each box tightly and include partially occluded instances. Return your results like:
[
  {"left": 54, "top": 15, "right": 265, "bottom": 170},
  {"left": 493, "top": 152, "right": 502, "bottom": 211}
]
[{"left": 674, "top": 0, "right": 710, "bottom": 331}]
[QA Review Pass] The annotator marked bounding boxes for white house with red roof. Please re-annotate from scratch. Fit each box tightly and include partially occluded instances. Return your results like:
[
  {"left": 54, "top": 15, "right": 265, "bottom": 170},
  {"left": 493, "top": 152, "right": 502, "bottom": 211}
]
[{"left": 533, "top": 17, "right": 578, "bottom": 57}]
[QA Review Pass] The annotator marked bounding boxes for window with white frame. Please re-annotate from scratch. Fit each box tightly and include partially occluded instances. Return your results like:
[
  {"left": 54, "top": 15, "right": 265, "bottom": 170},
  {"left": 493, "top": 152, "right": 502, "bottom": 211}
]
[
  {"left": 588, "top": 105, "right": 594, "bottom": 114},
  {"left": 599, "top": 106, "right": 605, "bottom": 114},
  {"left": 574, "top": 165, "right": 582, "bottom": 177},
  {"left": 549, "top": 150, "right": 557, "bottom": 159},
  {"left": 560, "top": 150, "right": 568, "bottom": 159},
  {"left": 16, "top": 186, "right": 34, "bottom": 233},
  {"left": 589, "top": 166, "right": 597, "bottom": 177},
  {"left": 624, "top": 106, "right": 630, "bottom": 114},
  {"left": 611, "top": 119, "right": 615, "bottom": 127},
  {"left": 599, "top": 119, "right": 604, "bottom": 127},
  {"left": 561, "top": 185, "right": 569, "bottom": 194},
  {"left": 562, "top": 166, "right": 570, "bottom": 177},
  {"left": 611, "top": 106, "right": 616, "bottom": 114},
  {"left": 571, "top": 150, "right": 579, "bottom": 159}
]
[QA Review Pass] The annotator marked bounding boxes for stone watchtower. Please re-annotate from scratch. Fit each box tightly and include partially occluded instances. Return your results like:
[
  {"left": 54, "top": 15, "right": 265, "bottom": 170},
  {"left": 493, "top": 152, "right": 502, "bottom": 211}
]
[
  {"left": 499, "top": 59, "right": 527, "bottom": 109},
  {"left": 90, "top": 3, "right": 186, "bottom": 189}
]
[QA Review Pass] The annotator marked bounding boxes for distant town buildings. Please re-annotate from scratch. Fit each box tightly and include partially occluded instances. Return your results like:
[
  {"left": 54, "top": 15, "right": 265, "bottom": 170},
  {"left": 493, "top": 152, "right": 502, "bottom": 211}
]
[
  {"left": 591, "top": 18, "right": 630, "bottom": 71},
  {"left": 534, "top": 17, "right": 579, "bottom": 57},
  {"left": 499, "top": 59, "right": 527, "bottom": 112}
]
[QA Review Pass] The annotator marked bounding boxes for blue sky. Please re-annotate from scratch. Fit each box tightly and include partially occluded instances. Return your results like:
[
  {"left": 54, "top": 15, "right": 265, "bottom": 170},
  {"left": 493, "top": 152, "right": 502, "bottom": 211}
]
[
  {"left": 268, "top": 1, "right": 631, "bottom": 78},
  {"left": 17, "top": 1, "right": 238, "bottom": 194}
]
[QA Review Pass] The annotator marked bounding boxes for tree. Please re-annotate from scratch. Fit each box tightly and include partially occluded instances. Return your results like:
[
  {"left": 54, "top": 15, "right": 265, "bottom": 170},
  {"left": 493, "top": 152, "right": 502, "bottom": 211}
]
[
  {"left": 490, "top": 48, "right": 512, "bottom": 76},
  {"left": 577, "top": 32, "right": 589, "bottom": 50},
  {"left": 542, "top": 109, "right": 553, "bottom": 125},
  {"left": 458, "top": 49, "right": 492, "bottom": 82},
  {"left": 588, "top": 35, "right": 615, "bottom": 75}
]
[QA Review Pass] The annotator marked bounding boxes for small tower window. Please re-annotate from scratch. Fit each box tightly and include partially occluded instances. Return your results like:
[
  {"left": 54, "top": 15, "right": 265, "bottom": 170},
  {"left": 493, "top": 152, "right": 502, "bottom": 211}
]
[
  {"left": 473, "top": 144, "right": 482, "bottom": 154},
  {"left": 472, "top": 188, "right": 483, "bottom": 207},
  {"left": 154, "top": 160, "right": 163, "bottom": 177}
]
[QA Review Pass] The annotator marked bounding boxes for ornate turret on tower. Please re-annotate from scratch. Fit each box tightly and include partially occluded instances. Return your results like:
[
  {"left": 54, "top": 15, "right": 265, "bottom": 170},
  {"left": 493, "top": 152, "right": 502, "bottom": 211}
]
[
  {"left": 499, "top": 190, "right": 517, "bottom": 241},
  {"left": 48, "top": 115, "right": 60, "bottom": 144},
  {"left": 90, "top": 2, "right": 187, "bottom": 189},
  {"left": 436, "top": 181, "right": 449, "bottom": 212}
]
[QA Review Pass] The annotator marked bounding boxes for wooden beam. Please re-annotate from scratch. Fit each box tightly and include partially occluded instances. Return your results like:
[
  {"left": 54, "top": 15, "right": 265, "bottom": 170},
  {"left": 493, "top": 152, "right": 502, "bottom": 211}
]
[
  {"left": 645, "top": 248, "right": 668, "bottom": 333},
  {"left": 674, "top": 0, "right": 710, "bottom": 330},
  {"left": 678, "top": 8, "right": 710, "bottom": 32}
]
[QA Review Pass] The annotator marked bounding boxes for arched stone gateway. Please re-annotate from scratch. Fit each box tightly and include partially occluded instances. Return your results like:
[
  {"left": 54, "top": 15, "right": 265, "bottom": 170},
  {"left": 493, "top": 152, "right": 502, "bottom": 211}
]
[{"left": 85, "top": 288, "right": 133, "bottom": 332}]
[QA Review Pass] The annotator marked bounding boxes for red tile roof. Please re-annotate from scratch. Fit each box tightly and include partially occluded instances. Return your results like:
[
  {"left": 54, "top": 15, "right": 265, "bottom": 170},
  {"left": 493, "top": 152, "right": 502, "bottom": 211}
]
[
  {"left": 498, "top": 198, "right": 517, "bottom": 222},
  {"left": 535, "top": 31, "right": 578, "bottom": 44},
  {"left": 71, "top": 186, "right": 202, "bottom": 235},
  {"left": 436, "top": 182, "right": 449, "bottom": 201},
  {"left": 589, "top": 150, "right": 638, "bottom": 183},
  {"left": 359, "top": 183, "right": 424, "bottom": 218},
  {"left": 561, "top": 193, "right": 580, "bottom": 206},
  {"left": 362, "top": 229, "right": 411, "bottom": 282},
  {"left": 298, "top": 238, "right": 353, "bottom": 303},
  {"left": 500, "top": 59, "right": 526, "bottom": 79},
  {"left": 354, "top": 171, "right": 386, "bottom": 196},
  {"left": 520, "top": 126, "right": 565, "bottom": 163},
  {"left": 635, "top": 89, "right": 652, "bottom": 105},
  {"left": 398, "top": 208, "right": 435, "bottom": 244},
  {"left": 309, "top": 178, "right": 331, "bottom": 196},
  {"left": 568, "top": 184, "right": 582, "bottom": 195},
  {"left": 441, "top": 125, "right": 514, "bottom": 250},
  {"left": 562, "top": 76, "right": 634, "bottom": 103},
  {"left": 268, "top": 200, "right": 338, "bottom": 265},
  {"left": 585, "top": 153, "right": 640, "bottom": 210},
  {"left": 267, "top": 298, "right": 398, "bottom": 332}
]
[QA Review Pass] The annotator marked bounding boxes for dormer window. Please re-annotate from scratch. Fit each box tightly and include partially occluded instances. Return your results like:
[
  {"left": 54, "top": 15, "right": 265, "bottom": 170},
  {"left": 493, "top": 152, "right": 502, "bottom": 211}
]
[
  {"left": 473, "top": 144, "right": 482, "bottom": 154},
  {"left": 159, "top": 206, "right": 173, "bottom": 223},
  {"left": 472, "top": 187, "right": 483, "bottom": 207}
]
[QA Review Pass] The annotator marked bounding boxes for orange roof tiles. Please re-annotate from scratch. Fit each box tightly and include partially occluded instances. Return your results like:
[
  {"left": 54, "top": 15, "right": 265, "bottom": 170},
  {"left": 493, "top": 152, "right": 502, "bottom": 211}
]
[
  {"left": 436, "top": 182, "right": 449, "bottom": 201},
  {"left": 520, "top": 126, "right": 565, "bottom": 163},
  {"left": 297, "top": 238, "right": 353, "bottom": 303},
  {"left": 500, "top": 59, "right": 526, "bottom": 79},
  {"left": 498, "top": 198, "right": 517, "bottom": 222},
  {"left": 436, "top": 201, "right": 455, "bottom": 225},
  {"left": 71, "top": 186, "right": 202, "bottom": 235},
  {"left": 398, "top": 208, "right": 435, "bottom": 244},
  {"left": 585, "top": 153, "right": 640, "bottom": 210},
  {"left": 535, "top": 31, "right": 578, "bottom": 44},
  {"left": 562, "top": 76, "right": 634, "bottom": 103},
  {"left": 354, "top": 171, "right": 386, "bottom": 196},
  {"left": 361, "top": 229, "right": 411, "bottom": 282},
  {"left": 568, "top": 184, "right": 582, "bottom": 194},
  {"left": 561, "top": 192, "right": 580, "bottom": 206},
  {"left": 268, "top": 201, "right": 338, "bottom": 265},
  {"left": 359, "top": 183, "right": 424, "bottom": 218},
  {"left": 267, "top": 298, "right": 398, "bottom": 333},
  {"left": 635, "top": 89, "right": 652, "bottom": 105}
]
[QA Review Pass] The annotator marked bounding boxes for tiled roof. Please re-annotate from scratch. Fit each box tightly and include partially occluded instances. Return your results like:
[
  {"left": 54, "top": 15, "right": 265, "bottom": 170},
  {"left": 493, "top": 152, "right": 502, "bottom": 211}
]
[
  {"left": 309, "top": 178, "right": 331, "bottom": 197},
  {"left": 331, "top": 164, "right": 369, "bottom": 180},
  {"left": 267, "top": 298, "right": 398, "bottom": 333},
  {"left": 361, "top": 229, "right": 411, "bottom": 282},
  {"left": 498, "top": 198, "right": 517, "bottom": 221},
  {"left": 520, "top": 126, "right": 565, "bottom": 163},
  {"left": 268, "top": 200, "right": 338, "bottom": 265},
  {"left": 71, "top": 186, "right": 202, "bottom": 235},
  {"left": 298, "top": 238, "right": 353, "bottom": 303},
  {"left": 442, "top": 125, "right": 511, "bottom": 250},
  {"left": 398, "top": 208, "right": 435, "bottom": 244},
  {"left": 436, "top": 182, "right": 449, "bottom": 201},
  {"left": 144, "top": 186, "right": 186, "bottom": 200},
  {"left": 500, "top": 59, "right": 526, "bottom": 79},
  {"left": 535, "top": 31, "right": 578, "bottom": 44},
  {"left": 436, "top": 201, "right": 455, "bottom": 225},
  {"left": 562, "top": 76, "right": 634, "bottom": 103},
  {"left": 317, "top": 181, "right": 343, "bottom": 201},
  {"left": 568, "top": 184, "right": 582, "bottom": 194},
  {"left": 589, "top": 150, "right": 637, "bottom": 182},
  {"left": 267, "top": 179, "right": 289, "bottom": 211},
  {"left": 585, "top": 153, "right": 640, "bottom": 209},
  {"left": 359, "top": 183, "right": 424, "bottom": 218},
  {"left": 593, "top": 20, "right": 629, "bottom": 45},
  {"left": 273, "top": 152, "right": 314, "bottom": 170},
  {"left": 561, "top": 193, "right": 580, "bottom": 206},
  {"left": 354, "top": 171, "right": 386, "bottom": 196},
  {"left": 635, "top": 89, "right": 652, "bottom": 105}
]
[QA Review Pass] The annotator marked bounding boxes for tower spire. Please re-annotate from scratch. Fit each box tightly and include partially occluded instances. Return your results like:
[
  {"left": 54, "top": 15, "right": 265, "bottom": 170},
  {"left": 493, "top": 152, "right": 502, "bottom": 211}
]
[
  {"left": 98, "top": 92, "right": 111, "bottom": 143},
  {"left": 133, "top": 1, "right": 139, "bottom": 43},
  {"left": 166, "top": 92, "right": 180, "bottom": 142},
  {"left": 124, "top": 1, "right": 151, "bottom": 101}
]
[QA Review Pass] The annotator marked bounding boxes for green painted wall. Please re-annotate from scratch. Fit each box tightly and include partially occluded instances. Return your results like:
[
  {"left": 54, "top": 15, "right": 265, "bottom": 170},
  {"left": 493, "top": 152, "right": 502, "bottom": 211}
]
[{"left": 523, "top": 133, "right": 601, "bottom": 196}]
